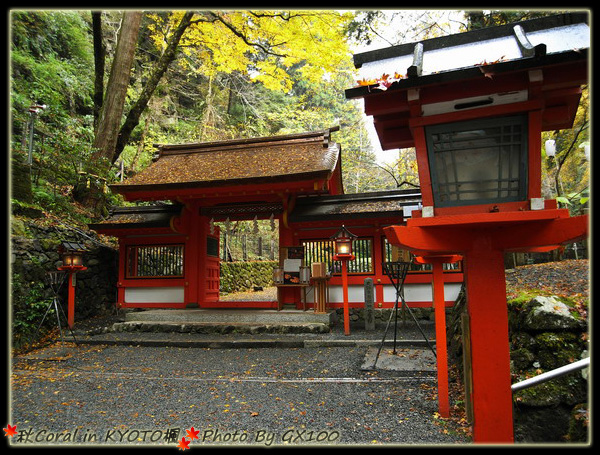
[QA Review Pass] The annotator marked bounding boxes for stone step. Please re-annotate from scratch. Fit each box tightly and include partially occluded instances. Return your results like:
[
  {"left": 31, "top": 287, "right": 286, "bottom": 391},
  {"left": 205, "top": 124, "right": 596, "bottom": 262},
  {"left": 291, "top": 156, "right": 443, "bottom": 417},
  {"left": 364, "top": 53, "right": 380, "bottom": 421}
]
[
  {"left": 125, "top": 309, "right": 335, "bottom": 325},
  {"left": 117, "top": 309, "right": 336, "bottom": 335},
  {"left": 112, "top": 321, "right": 330, "bottom": 335}
]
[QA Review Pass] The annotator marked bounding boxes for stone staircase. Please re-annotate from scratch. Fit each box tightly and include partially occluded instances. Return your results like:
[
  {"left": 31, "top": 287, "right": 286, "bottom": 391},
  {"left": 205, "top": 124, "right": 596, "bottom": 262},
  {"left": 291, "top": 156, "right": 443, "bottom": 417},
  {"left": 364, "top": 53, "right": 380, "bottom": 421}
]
[{"left": 112, "top": 309, "right": 335, "bottom": 334}]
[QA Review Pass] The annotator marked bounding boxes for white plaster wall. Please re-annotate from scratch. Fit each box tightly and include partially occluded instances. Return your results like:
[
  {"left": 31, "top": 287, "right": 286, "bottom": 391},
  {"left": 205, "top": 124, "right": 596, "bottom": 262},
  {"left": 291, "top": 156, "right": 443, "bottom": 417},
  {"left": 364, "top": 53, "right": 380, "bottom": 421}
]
[
  {"left": 317, "top": 283, "right": 462, "bottom": 304},
  {"left": 124, "top": 286, "right": 185, "bottom": 303},
  {"left": 382, "top": 283, "right": 461, "bottom": 303}
]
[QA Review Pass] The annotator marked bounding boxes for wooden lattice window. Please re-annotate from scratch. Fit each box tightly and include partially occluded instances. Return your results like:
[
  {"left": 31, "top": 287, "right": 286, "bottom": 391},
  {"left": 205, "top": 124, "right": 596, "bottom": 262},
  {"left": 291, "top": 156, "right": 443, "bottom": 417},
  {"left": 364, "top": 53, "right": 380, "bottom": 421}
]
[{"left": 126, "top": 244, "right": 184, "bottom": 278}]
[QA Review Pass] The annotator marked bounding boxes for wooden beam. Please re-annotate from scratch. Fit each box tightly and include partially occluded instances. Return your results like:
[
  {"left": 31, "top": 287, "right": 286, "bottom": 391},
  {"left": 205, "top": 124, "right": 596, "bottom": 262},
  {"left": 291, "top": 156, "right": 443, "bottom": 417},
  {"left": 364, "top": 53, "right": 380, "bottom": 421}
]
[{"left": 495, "top": 215, "right": 588, "bottom": 252}]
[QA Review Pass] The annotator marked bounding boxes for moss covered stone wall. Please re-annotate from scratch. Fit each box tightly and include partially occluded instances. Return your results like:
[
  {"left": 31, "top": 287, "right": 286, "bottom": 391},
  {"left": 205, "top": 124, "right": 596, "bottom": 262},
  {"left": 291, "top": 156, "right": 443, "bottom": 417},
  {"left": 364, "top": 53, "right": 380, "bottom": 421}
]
[
  {"left": 220, "top": 261, "right": 277, "bottom": 294},
  {"left": 448, "top": 289, "right": 589, "bottom": 443}
]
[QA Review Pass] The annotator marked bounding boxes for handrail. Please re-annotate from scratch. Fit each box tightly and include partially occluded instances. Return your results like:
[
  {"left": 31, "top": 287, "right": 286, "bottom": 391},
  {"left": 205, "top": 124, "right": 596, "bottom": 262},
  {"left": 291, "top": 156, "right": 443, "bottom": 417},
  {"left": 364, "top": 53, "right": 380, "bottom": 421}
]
[{"left": 511, "top": 357, "right": 589, "bottom": 393}]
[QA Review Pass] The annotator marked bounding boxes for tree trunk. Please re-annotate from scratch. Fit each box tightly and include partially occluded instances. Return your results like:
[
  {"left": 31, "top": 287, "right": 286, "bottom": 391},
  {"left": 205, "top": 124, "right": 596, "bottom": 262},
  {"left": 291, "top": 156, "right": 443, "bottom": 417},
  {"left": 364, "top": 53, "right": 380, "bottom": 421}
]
[
  {"left": 92, "top": 11, "right": 142, "bottom": 169},
  {"left": 91, "top": 11, "right": 105, "bottom": 132},
  {"left": 112, "top": 11, "right": 195, "bottom": 164}
]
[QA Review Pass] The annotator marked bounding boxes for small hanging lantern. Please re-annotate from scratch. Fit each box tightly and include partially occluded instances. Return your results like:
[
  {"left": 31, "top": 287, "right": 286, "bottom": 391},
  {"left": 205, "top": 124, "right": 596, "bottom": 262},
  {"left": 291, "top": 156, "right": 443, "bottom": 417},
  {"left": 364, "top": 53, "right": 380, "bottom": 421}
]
[
  {"left": 331, "top": 225, "right": 357, "bottom": 260},
  {"left": 579, "top": 142, "right": 590, "bottom": 161},
  {"left": 57, "top": 241, "right": 88, "bottom": 329},
  {"left": 545, "top": 139, "right": 556, "bottom": 157},
  {"left": 58, "top": 241, "right": 86, "bottom": 268}
]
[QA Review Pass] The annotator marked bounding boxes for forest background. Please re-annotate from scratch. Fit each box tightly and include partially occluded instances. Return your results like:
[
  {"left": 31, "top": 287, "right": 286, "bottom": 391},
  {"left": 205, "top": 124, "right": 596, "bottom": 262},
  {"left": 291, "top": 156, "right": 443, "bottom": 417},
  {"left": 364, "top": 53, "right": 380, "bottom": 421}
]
[{"left": 10, "top": 9, "right": 589, "bottom": 236}]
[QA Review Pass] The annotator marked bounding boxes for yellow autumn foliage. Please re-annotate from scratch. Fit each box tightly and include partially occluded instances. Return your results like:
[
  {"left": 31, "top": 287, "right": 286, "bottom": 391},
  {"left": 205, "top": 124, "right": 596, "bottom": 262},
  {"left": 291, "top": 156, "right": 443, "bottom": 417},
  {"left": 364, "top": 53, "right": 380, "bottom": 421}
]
[{"left": 147, "top": 10, "right": 354, "bottom": 92}]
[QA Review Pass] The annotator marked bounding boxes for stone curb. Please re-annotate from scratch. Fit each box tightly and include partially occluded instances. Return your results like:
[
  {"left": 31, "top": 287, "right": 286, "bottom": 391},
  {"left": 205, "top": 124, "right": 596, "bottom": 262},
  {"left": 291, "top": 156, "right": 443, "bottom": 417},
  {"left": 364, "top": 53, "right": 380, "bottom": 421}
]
[{"left": 75, "top": 336, "right": 435, "bottom": 349}]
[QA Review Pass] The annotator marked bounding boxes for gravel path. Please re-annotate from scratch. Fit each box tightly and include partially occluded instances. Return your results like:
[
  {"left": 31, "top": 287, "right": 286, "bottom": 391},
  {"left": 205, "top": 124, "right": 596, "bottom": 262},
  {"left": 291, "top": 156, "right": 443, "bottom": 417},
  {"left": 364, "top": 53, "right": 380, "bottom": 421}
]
[
  {"left": 11, "top": 259, "right": 589, "bottom": 447},
  {"left": 10, "top": 342, "right": 470, "bottom": 447}
]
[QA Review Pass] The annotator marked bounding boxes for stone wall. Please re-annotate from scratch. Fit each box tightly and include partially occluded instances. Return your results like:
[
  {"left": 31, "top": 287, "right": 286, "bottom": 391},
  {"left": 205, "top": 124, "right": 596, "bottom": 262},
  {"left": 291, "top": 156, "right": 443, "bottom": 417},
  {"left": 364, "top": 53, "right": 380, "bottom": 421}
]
[
  {"left": 508, "top": 295, "right": 588, "bottom": 443},
  {"left": 11, "top": 217, "right": 118, "bottom": 342},
  {"left": 220, "top": 261, "right": 277, "bottom": 294},
  {"left": 335, "top": 306, "right": 434, "bottom": 327},
  {"left": 448, "top": 290, "right": 589, "bottom": 443}
]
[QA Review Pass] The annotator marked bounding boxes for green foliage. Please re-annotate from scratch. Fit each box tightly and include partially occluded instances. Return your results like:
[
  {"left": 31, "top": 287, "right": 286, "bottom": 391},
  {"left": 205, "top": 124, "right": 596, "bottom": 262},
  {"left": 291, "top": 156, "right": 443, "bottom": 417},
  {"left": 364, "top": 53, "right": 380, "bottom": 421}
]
[
  {"left": 11, "top": 273, "right": 52, "bottom": 347},
  {"left": 11, "top": 10, "right": 98, "bottom": 225},
  {"left": 465, "top": 10, "right": 561, "bottom": 30},
  {"left": 541, "top": 87, "right": 590, "bottom": 215},
  {"left": 11, "top": 11, "right": 94, "bottom": 130}
]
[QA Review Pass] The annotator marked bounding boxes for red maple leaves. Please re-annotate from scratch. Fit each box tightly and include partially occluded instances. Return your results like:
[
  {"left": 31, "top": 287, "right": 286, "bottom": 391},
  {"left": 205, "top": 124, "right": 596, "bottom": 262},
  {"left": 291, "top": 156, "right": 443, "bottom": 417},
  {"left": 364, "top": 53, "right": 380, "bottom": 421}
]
[
  {"left": 186, "top": 427, "right": 199, "bottom": 441},
  {"left": 177, "top": 437, "right": 190, "bottom": 450},
  {"left": 356, "top": 72, "right": 406, "bottom": 91},
  {"left": 356, "top": 55, "right": 509, "bottom": 89},
  {"left": 177, "top": 427, "right": 199, "bottom": 450},
  {"left": 4, "top": 424, "right": 18, "bottom": 438}
]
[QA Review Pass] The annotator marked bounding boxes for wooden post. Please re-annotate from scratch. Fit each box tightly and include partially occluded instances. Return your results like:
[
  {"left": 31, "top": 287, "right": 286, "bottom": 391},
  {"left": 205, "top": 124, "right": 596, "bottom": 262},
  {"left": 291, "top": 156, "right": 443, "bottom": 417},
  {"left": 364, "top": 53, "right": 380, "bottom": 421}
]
[
  {"left": 431, "top": 260, "right": 450, "bottom": 418},
  {"left": 461, "top": 312, "right": 474, "bottom": 423},
  {"left": 67, "top": 271, "right": 75, "bottom": 329},
  {"left": 185, "top": 203, "right": 200, "bottom": 307},
  {"left": 342, "top": 259, "right": 350, "bottom": 336},
  {"left": 415, "top": 254, "right": 460, "bottom": 419},
  {"left": 464, "top": 238, "right": 514, "bottom": 443},
  {"left": 57, "top": 265, "right": 87, "bottom": 329},
  {"left": 385, "top": 211, "right": 587, "bottom": 444},
  {"left": 364, "top": 277, "right": 375, "bottom": 331}
]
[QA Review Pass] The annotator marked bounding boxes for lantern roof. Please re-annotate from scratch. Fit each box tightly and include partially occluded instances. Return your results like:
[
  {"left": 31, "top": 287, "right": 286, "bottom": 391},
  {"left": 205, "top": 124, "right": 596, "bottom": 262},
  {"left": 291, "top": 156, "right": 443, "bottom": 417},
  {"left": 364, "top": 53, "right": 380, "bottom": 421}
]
[
  {"left": 59, "top": 241, "right": 87, "bottom": 253},
  {"left": 330, "top": 224, "right": 358, "bottom": 241},
  {"left": 345, "top": 12, "right": 589, "bottom": 150},
  {"left": 349, "top": 13, "right": 588, "bottom": 87}
]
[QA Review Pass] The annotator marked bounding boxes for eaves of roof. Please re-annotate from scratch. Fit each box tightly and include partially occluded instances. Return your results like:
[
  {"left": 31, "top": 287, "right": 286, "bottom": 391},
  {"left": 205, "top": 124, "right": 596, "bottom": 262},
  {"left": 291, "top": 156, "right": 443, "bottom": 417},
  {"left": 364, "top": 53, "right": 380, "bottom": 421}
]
[
  {"left": 111, "top": 128, "right": 340, "bottom": 194},
  {"left": 346, "top": 12, "right": 589, "bottom": 99},
  {"left": 289, "top": 189, "right": 422, "bottom": 223},
  {"left": 88, "top": 204, "right": 183, "bottom": 230}
]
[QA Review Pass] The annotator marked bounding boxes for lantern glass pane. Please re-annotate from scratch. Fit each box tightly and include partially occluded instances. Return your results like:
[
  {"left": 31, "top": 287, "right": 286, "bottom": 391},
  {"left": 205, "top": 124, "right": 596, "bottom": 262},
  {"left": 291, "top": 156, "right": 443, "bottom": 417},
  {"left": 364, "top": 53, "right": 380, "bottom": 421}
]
[
  {"left": 426, "top": 115, "right": 527, "bottom": 207},
  {"left": 337, "top": 241, "right": 351, "bottom": 254}
]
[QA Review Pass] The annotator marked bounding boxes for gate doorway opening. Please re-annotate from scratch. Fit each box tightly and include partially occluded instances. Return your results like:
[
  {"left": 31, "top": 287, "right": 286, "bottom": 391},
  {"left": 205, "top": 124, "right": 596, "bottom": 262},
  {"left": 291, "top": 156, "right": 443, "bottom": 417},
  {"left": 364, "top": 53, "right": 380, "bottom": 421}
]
[{"left": 214, "top": 218, "right": 280, "bottom": 307}]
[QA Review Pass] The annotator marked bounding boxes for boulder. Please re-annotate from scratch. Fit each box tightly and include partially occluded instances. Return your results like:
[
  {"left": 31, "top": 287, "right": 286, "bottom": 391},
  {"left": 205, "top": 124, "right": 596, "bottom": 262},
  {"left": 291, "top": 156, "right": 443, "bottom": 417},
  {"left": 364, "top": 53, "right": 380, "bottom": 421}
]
[{"left": 524, "top": 296, "right": 583, "bottom": 331}]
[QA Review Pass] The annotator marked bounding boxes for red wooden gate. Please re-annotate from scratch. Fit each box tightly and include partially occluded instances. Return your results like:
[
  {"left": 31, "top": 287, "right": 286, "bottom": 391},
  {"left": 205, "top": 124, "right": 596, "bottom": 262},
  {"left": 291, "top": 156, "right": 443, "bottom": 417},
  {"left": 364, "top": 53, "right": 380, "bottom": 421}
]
[{"left": 205, "top": 226, "right": 220, "bottom": 303}]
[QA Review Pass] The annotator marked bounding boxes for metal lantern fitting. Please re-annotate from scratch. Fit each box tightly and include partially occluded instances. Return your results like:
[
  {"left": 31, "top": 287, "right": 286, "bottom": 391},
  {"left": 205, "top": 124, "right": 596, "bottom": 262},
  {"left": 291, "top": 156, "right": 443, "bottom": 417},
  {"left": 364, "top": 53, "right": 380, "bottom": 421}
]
[
  {"left": 62, "top": 250, "right": 84, "bottom": 267},
  {"left": 426, "top": 115, "right": 528, "bottom": 208},
  {"left": 331, "top": 225, "right": 357, "bottom": 259}
]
